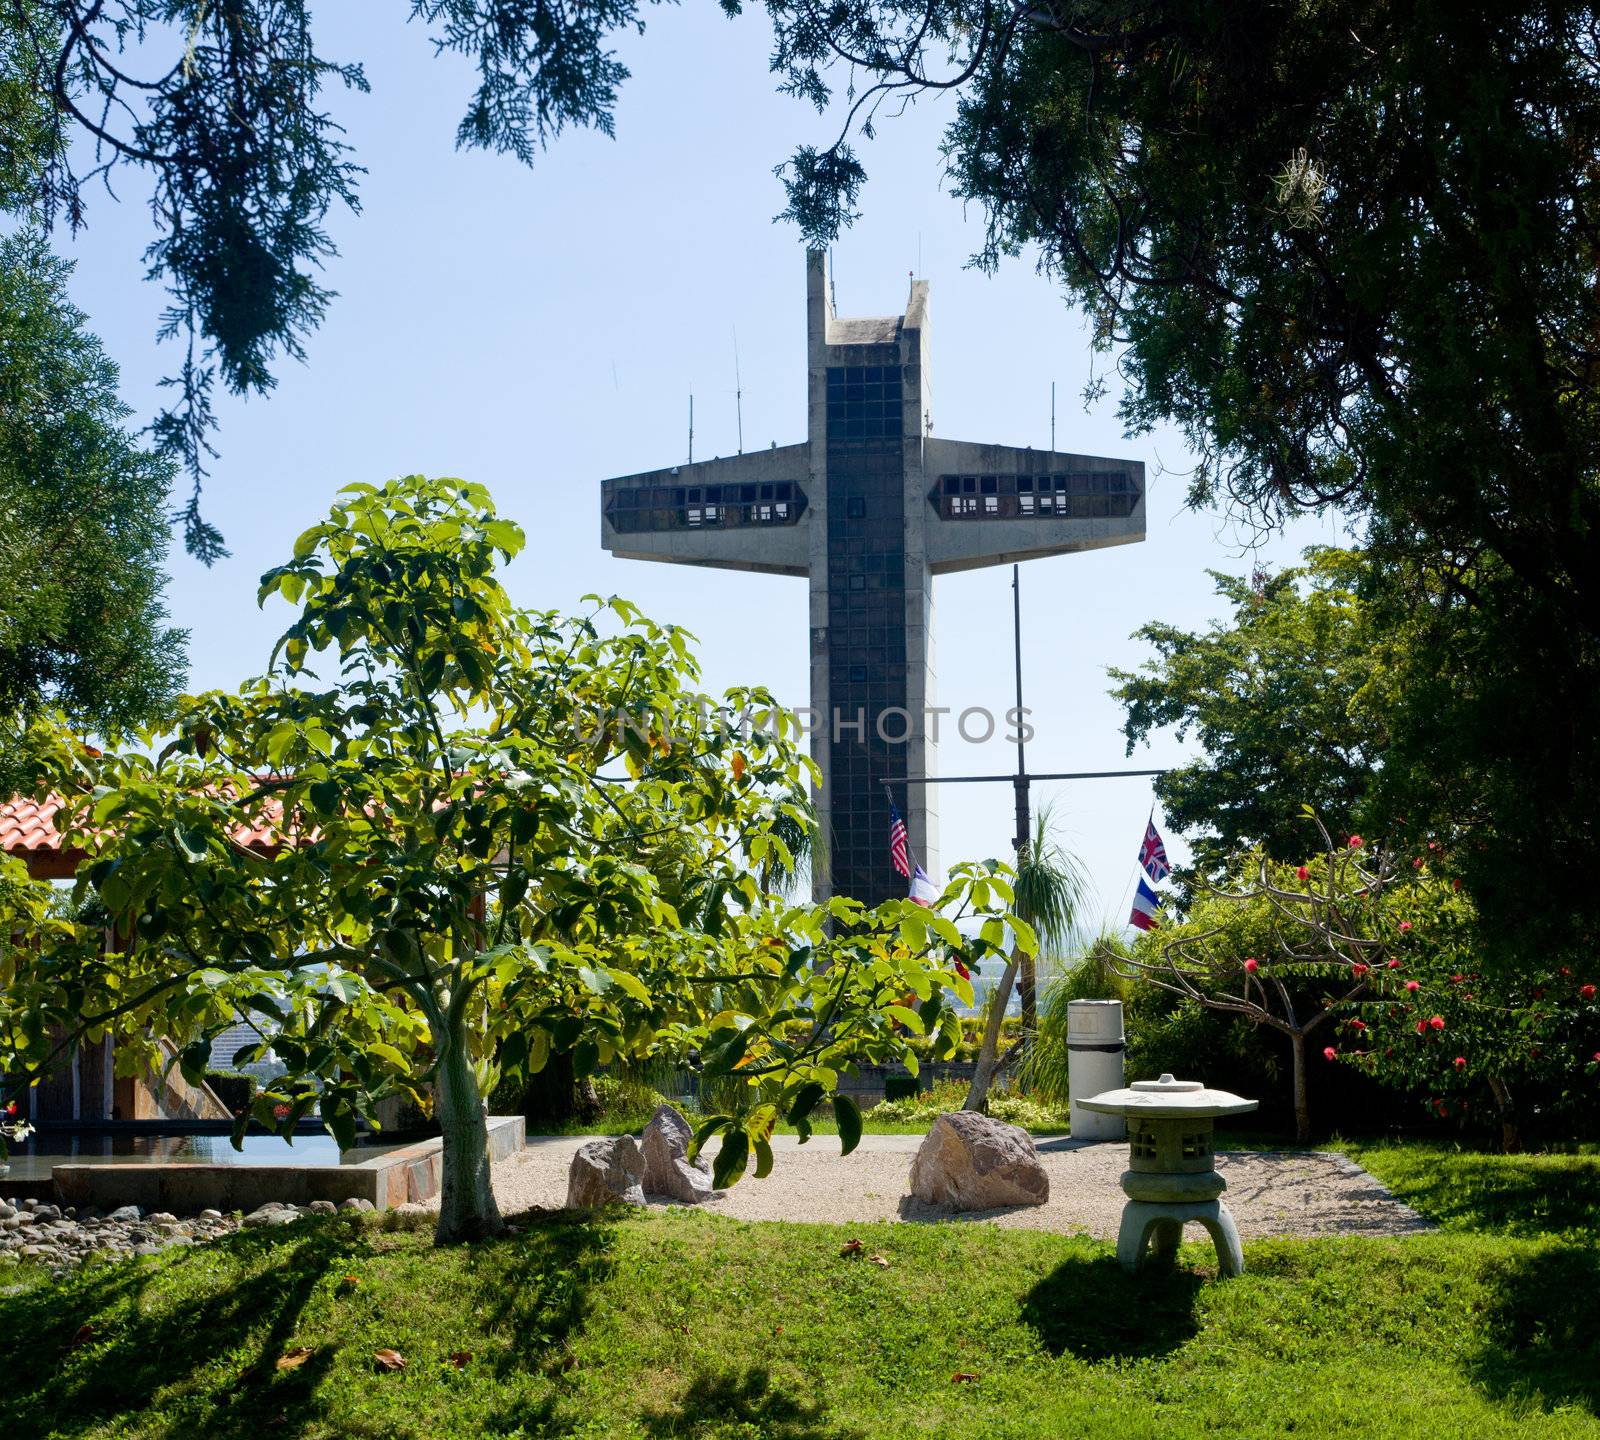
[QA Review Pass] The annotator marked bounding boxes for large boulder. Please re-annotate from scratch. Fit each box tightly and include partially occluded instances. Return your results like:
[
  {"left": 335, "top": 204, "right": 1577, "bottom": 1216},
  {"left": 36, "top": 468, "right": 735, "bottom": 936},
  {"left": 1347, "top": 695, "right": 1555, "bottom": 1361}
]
[
  {"left": 909, "top": 1111, "right": 1049, "bottom": 1211},
  {"left": 566, "top": 1135, "right": 646, "bottom": 1209},
  {"left": 641, "top": 1104, "right": 717, "bottom": 1204}
]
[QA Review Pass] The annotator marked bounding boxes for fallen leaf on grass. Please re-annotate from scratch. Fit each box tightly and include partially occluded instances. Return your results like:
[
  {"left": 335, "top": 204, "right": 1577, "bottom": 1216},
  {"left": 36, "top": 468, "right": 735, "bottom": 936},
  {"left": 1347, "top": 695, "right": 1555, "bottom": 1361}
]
[
  {"left": 374, "top": 1349, "right": 407, "bottom": 1372},
  {"left": 275, "top": 1347, "right": 313, "bottom": 1372},
  {"left": 448, "top": 1351, "right": 473, "bottom": 1370},
  {"left": 868, "top": 1254, "right": 890, "bottom": 1268},
  {"left": 951, "top": 1372, "right": 980, "bottom": 1385},
  {"left": 70, "top": 1323, "right": 98, "bottom": 1349},
  {"left": 840, "top": 1238, "right": 863, "bottom": 1257}
]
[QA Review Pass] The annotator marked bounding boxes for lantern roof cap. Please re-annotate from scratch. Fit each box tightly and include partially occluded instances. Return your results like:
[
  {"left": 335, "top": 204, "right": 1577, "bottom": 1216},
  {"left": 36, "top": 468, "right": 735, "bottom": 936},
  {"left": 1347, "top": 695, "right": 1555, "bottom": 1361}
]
[{"left": 1079, "top": 1073, "right": 1259, "bottom": 1119}]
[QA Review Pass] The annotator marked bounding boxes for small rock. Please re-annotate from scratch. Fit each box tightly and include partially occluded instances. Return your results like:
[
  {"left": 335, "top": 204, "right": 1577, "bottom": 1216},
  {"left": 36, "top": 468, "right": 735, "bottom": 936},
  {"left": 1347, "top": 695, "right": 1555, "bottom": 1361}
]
[
  {"left": 131, "top": 1243, "right": 162, "bottom": 1257},
  {"left": 308, "top": 1200, "right": 337, "bottom": 1216},
  {"left": 641, "top": 1104, "right": 717, "bottom": 1205},
  {"left": 198, "top": 1209, "right": 223, "bottom": 1222},
  {"left": 243, "top": 1203, "right": 299, "bottom": 1229},
  {"left": 0, "top": 1204, "right": 15, "bottom": 1221},
  {"left": 908, "top": 1111, "right": 1050, "bottom": 1212},
  {"left": 339, "top": 1198, "right": 375, "bottom": 1213},
  {"left": 106, "top": 1205, "right": 143, "bottom": 1223},
  {"left": 33, "top": 1205, "right": 62, "bottom": 1222},
  {"left": 566, "top": 1135, "right": 646, "bottom": 1209},
  {"left": 146, "top": 1212, "right": 178, "bottom": 1226}
]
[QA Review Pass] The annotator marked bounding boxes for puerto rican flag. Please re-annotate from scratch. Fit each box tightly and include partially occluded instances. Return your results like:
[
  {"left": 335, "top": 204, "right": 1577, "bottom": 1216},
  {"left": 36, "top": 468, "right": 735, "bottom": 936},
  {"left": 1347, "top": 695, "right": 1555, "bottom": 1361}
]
[
  {"left": 888, "top": 801, "right": 911, "bottom": 879},
  {"left": 1129, "top": 877, "right": 1163, "bottom": 932},
  {"left": 909, "top": 864, "right": 939, "bottom": 908},
  {"left": 1139, "top": 819, "right": 1171, "bottom": 883}
]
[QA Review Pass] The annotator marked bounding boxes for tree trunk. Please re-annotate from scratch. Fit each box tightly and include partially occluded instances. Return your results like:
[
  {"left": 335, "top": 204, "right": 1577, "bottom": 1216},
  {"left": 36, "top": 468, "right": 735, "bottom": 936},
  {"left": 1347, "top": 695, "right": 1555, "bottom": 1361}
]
[
  {"left": 1486, "top": 1074, "right": 1520, "bottom": 1153},
  {"left": 434, "top": 1021, "right": 503, "bottom": 1244},
  {"left": 1019, "top": 953, "right": 1038, "bottom": 1055},
  {"left": 964, "top": 950, "right": 1020, "bottom": 1113},
  {"left": 1289, "top": 1030, "right": 1311, "bottom": 1143}
]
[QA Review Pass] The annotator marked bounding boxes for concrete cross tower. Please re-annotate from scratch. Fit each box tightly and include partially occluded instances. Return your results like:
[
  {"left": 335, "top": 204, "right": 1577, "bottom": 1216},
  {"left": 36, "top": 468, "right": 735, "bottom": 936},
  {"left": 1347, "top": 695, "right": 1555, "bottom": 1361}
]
[{"left": 600, "top": 251, "right": 1145, "bottom": 905}]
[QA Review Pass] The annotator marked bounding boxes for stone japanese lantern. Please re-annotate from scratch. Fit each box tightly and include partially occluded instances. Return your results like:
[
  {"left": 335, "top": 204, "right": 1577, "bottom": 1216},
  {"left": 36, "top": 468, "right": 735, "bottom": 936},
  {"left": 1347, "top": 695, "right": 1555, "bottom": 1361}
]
[{"left": 1078, "top": 1073, "right": 1258, "bottom": 1278}]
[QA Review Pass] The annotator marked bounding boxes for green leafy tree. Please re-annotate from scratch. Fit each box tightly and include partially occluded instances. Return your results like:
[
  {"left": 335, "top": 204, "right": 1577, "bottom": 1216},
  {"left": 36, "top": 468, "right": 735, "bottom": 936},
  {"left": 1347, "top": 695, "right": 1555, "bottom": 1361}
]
[
  {"left": 0, "top": 228, "right": 186, "bottom": 796},
  {"left": 1, "top": 1, "right": 677, "bottom": 557},
  {"left": 736, "top": 0, "right": 1600, "bottom": 974},
  {"left": 1, "top": 475, "right": 1029, "bottom": 1242},
  {"left": 1110, "top": 548, "right": 1382, "bottom": 887}
]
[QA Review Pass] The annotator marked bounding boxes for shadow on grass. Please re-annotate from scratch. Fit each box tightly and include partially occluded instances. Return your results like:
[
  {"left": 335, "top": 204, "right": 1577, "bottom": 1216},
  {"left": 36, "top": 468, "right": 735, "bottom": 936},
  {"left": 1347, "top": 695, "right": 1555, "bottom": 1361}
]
[
  {"left": 0, "top": 1220, "right": 371, "bottom": 1440},
  {"left": 639, "top": 1367, "right": 865, "bottom": 1440},
  {"left": 1020, "top": 1254, "right": 1202, "bottom": 1361},
  {"left": 464, "top": 1212, "right": 621, "bottom": 1437},
  {"left": 1468, "top": 1243, "right": 1600, "bottom": 1417},
  {"left": 1363, "top": 1150, "right": 1600, "bottom": 1236}
]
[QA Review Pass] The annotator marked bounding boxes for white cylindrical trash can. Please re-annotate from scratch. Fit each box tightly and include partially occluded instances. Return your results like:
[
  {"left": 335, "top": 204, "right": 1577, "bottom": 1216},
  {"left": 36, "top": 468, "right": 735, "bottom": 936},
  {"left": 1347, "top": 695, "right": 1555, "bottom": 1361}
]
[{"left": 1067, "top": 1000, "right": 1126, "bottom": 1140}]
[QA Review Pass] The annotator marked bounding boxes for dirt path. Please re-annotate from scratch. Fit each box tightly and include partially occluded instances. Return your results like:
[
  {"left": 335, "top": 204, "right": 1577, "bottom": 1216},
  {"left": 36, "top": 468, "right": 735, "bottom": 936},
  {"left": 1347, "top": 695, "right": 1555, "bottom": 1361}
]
[{"left": 457, "top": 1134, "right": 1432, "bottom": 1240}]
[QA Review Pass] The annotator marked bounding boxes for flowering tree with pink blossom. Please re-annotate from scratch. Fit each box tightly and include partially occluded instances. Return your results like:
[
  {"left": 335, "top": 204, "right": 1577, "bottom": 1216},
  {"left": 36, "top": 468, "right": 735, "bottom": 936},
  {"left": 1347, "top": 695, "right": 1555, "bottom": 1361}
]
[
  {"left": 1119, "top": 813, "right": 1600, "bottom": 1146},
  {"left": 1115, "top": 815, "right": 1396, "bottom": 1140}
]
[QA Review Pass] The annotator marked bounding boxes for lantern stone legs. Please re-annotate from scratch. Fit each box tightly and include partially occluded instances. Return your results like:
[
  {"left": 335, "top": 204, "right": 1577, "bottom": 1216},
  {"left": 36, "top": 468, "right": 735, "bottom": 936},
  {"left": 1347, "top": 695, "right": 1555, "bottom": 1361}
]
[
  {"left": 1114, "top": 1198, "right": 1245, "bottom": 1277},
  {"left": 1078, "top": 1074, "right": 1260, "bottom": 1280}
]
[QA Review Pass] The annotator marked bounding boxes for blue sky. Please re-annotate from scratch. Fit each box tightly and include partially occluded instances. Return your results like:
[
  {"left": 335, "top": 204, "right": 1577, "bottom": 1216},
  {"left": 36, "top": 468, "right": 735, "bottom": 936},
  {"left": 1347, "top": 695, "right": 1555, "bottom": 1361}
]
[{"left": 46, "top": 6, "right": 1342, "bottom": 934}]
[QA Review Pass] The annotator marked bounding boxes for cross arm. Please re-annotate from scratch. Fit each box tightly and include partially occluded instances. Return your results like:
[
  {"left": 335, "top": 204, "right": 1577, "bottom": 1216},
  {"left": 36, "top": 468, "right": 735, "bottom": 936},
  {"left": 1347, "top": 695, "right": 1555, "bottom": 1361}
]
[
  {"left": 921, "top": 439, "right": 1145, "bottom": 574},
  {"left": 600, "top": 444, "right": 813, "bottom": 576}
]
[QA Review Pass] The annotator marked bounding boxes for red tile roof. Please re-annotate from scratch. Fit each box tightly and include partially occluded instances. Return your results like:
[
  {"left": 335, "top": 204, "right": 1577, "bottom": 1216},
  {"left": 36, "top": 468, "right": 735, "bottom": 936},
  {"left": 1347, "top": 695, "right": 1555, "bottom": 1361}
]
[{"left": 2, "top": 792, "right": 287, "bottom": 878}]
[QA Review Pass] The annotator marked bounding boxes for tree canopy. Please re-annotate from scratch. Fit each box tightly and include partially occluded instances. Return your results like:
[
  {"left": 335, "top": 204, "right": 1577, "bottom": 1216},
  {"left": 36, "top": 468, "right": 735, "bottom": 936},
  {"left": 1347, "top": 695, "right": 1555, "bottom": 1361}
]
[
  {"left": 0, "top": 227, "right": 185, "bottom": 796},
  {"left": 2, "top": 475, "right": 1031, "bottom": 1242},
  {"left": 1110, "top": 548, "right": 1382, "bottom": 887}
]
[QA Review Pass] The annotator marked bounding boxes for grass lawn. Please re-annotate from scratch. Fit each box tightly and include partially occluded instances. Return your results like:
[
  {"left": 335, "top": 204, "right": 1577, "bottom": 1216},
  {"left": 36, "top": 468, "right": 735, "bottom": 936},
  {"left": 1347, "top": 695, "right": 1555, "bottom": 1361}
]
[{"left": 4, "top": 1145, "right": 1599, "bottom": 1439}]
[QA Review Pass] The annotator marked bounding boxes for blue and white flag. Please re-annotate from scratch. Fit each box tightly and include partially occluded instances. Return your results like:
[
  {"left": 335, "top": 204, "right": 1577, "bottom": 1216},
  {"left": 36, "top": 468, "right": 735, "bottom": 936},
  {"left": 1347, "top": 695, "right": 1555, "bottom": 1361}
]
[
  {"left": 1129, "top": 877, "right": 1162, "bottom": 932},
  {"left": 909, "top": 864, "right": 939, "bottom": 909}
]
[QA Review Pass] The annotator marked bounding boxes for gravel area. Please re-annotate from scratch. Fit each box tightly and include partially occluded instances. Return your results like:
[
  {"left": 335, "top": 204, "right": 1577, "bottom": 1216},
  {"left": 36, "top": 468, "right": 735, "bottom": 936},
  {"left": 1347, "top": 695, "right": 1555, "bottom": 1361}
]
[{"left": 466, "top": 1134, "right": 1433, "bottom": 1239}]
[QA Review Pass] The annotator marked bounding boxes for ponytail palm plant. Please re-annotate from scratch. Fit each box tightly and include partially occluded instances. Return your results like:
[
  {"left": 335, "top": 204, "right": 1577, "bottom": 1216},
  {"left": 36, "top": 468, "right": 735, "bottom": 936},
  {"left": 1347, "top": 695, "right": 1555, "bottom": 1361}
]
[{"left": 964, "top": 803, "right": 1089, "bottom": 1112}]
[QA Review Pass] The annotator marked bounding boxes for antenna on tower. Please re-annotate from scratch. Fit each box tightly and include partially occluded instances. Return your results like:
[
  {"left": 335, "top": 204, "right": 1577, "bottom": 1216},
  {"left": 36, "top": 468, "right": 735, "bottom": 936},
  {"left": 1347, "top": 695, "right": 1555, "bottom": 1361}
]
[
  {"left": 828, "top": 248, "right": 837, "bottom": 313},
  {"left": 688, "top": 393, "right": 694, "bottom": 465},
  {"left": 1050, "top": 380, "right": 1056, "bottom": 455},
  {"left": 733, "top": 328, "right": 744, "bottom": 455}
]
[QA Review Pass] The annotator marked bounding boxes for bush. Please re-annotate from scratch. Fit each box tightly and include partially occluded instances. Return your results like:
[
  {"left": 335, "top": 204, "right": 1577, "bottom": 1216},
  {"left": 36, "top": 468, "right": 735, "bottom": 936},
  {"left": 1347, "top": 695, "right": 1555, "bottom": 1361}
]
[
  {"left": 203, "top": 1070, "right": 255, "bottom": 1114},
  {"left": 862, "top": 1077, "right": 1067, "bottom": 1132},
  {"left": 883, "top": 1072, "right": 920, "bottom": 1103}
]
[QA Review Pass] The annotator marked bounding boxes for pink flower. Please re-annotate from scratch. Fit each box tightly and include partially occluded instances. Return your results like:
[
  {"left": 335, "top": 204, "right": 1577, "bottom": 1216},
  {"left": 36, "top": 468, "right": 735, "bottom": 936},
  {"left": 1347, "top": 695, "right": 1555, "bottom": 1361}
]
[
  {"left": 1296, "top": 865, "right": 1309, "bottom": 882},
  {"left": 1582, "top": 984, "right": 1597, "bottom": 1001},
  {"left": 273, "top": 1103, "right": 292, "bottom": 1119},
  {"left": 1348, "top": 835, "right": 1364, "bottom": 848},
  {"left": 1429, "top": 1015, "right": 1445, "bottom": 1031},
  {"left": 1412, "top": 858, "right": 1424, "bottom": 870},
  {"left": 1593, "top": 1051, "right": 1600, "bottom": 1064},
  {"left": 1450, "top": 974, "right": 1463, "bottom": 984},
  {"left": 1349, "top": 1019, "right": 1368, "bottom": 1031},
  {"left": 1398, "top": 921, "right": 1413, "bottom": 933},
  {"left": 1454, "top": 1057, "right": 1466, "bottom": 1069},
  {"left": 1405, "top": 980, "right": 1420, "bottom": 992},
  {"left": 1323, "top": 1047, "right": 1336, "bottom": 1061},
  {"left": 1352, "top": 963, "right": 1369, "bottom": 977},
  {"left": 1244, "top": 958, "right": 1259, "bottom": 973},
  {"left": 1416, "top": 1020, "right": 1428, "bottom": 1035},
  {"left": 1387, "top": 959, "right": 1402, "bottom": 969},
  {"left": 3, "top": 1100, "right": 15, "bottom": 1116}
]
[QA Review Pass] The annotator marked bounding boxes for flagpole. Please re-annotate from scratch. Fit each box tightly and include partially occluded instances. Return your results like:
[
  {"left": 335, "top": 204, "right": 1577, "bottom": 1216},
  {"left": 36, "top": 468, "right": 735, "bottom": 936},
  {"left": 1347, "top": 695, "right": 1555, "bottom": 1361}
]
[{"left": 1012, "top": 564, "right": 1029, "bottom": 863}]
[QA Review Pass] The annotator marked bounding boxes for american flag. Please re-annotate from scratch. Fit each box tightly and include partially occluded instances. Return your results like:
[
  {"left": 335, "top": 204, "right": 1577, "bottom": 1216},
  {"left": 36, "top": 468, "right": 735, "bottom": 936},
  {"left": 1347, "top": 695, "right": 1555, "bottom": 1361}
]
[
  {"left": 1139, "top": 819, "right": 1171, "bottom": 883},
  {"left": 888, "top": 801, "right": 911, "bottom": 879}
]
